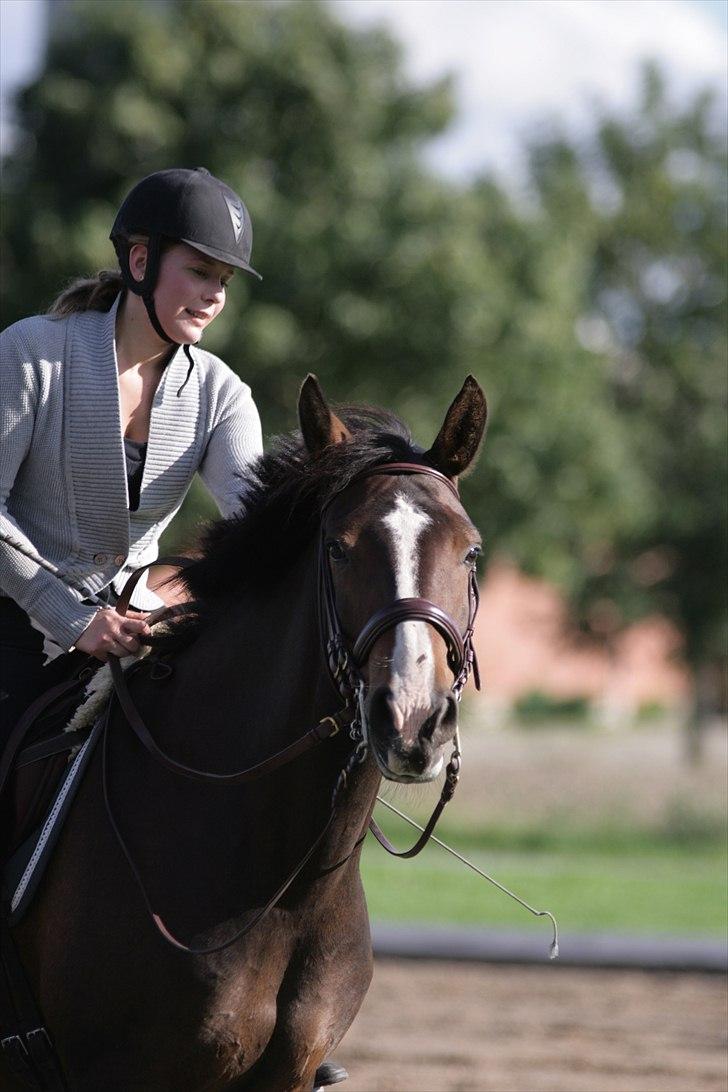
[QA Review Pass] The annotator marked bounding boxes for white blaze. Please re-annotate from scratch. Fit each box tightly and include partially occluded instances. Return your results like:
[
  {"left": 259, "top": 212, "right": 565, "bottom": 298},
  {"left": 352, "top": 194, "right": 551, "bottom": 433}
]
[{"left": 382, "top": 493, "right": 435, "bottom": 723}]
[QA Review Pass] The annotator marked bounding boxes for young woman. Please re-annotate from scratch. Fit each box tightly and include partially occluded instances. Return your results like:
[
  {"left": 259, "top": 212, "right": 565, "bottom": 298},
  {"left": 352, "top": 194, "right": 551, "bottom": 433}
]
[{"left": 0, "top": 167, "right": 264, "bottom": 739}]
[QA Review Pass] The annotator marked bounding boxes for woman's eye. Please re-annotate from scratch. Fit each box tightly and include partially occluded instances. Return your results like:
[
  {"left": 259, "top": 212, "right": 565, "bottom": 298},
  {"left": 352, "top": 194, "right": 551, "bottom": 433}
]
[{"left": 327, "top": 540, "right": 347, "bottom": 562}]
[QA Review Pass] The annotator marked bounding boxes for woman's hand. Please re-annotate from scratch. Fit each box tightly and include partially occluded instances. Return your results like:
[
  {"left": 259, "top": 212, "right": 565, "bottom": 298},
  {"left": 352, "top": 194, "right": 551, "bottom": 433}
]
[{"left": 75, "top": 608, "right": 151, "bottom": 661}]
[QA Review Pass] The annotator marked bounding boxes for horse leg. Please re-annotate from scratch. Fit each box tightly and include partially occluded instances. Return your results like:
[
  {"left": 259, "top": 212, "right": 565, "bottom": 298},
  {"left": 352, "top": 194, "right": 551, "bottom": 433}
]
[{"left": 225, "top": 919, "right": 372, "bottom": 1092}]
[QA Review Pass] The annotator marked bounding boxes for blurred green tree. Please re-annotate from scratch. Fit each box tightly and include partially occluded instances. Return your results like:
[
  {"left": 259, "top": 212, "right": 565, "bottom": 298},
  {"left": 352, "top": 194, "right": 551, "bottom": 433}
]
[
  {"left": 1, "top": 3, "right": 724, "bottom": 741},
  {"left": 523, "top": 66, "right": 728, "bottom": 742},
  {"left": 472, "top": 65, "right": 726, "bottom": 748},
  {"left": 1, "top": 0, "right": 461, "bottom": 429}
]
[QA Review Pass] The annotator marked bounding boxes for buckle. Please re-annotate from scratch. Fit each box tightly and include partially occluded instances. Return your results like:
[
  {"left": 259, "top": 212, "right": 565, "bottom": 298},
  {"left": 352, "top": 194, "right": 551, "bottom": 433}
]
[
  {"left": 1, "top": 1034, "right": 29, "bottom": 1057},
  {"left": 26, "top": 1026, "right": 53, "bottom": 1051},
  {"left": 1, "top": 1034, "right": 33, "bottom": 1079},
  {"left": 317, "top": 715, "right": 340, "bottom": 738}
]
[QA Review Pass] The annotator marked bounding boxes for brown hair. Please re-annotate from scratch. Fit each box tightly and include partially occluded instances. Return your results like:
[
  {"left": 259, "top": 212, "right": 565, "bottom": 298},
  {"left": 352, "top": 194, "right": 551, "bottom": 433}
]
[
  {"left": 47, "top": 234, "right": 163, "bottom": 315},
  {"left": 48, "top": 270, "right": 125, "bottom": 316}
]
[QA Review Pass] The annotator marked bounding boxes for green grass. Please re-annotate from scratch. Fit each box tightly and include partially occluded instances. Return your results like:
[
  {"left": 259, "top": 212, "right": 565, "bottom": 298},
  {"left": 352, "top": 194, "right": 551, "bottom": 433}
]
[{"left": 361, "top": 819, "right": 727, "bottom": 937}]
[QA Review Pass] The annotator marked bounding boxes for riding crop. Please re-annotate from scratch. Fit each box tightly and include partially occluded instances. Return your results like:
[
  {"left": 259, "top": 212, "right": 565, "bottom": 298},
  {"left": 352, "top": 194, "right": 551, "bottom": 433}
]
[{"left": 374, "top": 794, "right": 559, "bottom": 959}]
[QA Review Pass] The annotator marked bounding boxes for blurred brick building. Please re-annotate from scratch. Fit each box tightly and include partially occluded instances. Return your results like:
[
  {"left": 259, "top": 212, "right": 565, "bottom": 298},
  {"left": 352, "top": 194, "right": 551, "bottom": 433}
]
[{"left": 473, "top": 560, "right": 690, "bottom": 723}]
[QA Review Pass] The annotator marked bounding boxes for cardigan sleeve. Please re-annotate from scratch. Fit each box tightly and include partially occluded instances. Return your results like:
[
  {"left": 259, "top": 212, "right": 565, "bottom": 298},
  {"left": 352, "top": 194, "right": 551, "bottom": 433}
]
[
  {"left": 0, "top": 324, "right": 98, "bottom": 650},
  {"left": 197, "top": 371, "right": 263, "bottom": 518}
]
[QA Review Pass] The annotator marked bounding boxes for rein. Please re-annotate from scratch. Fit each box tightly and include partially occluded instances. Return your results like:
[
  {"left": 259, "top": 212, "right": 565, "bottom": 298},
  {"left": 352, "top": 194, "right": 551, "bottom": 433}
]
[{"left": 101, "top": 461, "right": 481, "bottom": 952}]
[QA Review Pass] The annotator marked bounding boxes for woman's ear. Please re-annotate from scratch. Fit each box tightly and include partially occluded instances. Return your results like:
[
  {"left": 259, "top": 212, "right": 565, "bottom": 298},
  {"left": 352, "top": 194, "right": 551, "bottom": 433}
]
[
  {"left": 298, "top": 374, "right": 352, "bottom": 454},
  {"left": 128, "top": 243, "right": 148, "bottom": 284}
]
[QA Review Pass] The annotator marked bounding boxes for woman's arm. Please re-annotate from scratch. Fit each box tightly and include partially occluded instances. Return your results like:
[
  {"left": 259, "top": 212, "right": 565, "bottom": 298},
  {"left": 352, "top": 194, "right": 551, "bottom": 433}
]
[
  {"left": 197, "top": 373, "right": 263, "bottom": 517},
  {"left": 0, "top": 325, "right": 99, "bottom": 649}
]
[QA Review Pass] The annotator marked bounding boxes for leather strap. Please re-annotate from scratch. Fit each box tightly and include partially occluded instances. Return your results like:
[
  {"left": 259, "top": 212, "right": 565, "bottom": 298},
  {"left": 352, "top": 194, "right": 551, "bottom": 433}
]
[
  {"left": 101, "top": 697, "right": 365, "bottom": 956},
  {"left": 367, "top": 749, "right": 461, "bottom": 858},
  {"left": 14, "top": 731, "right": 88, "bottom": 771},
  {"left": 0, "top": 924, "right": 67, "bottom": 1090},
  {"left": 114, "top": 554, "right": 193, "bottom": 617},
  {"left": 0, "top": 664, "right": 95, "bottom": 802},
  {"left": 352, "top": 598, "right": 465, "bottom": 670},
  {"left": 109, "top": 557, "right": 343, "bottom": 784},
  {"left": 332, "top": 462, "right": 460, "bottom": 505},
  {"left": 109, "top": 656, "right": 341, "bottom": 785}
]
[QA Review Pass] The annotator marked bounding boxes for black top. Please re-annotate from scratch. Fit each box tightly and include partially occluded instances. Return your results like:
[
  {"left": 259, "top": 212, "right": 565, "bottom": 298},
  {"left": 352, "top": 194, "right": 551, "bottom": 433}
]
[{"left": 123, "top": 436, "right": 147, "bottom": 512}]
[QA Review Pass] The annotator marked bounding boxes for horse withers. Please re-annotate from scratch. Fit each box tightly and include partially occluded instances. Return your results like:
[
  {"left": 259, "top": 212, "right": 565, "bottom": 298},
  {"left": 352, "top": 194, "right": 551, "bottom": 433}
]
[{"left": 4, "top": 375, "right": 486, "bottom": 1091}]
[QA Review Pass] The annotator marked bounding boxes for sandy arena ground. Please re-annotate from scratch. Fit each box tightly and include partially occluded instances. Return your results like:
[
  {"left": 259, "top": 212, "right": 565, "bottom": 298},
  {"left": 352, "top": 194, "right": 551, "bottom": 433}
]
[{"left": 336, "top": 958, "right": 728, "bottom": 1092}]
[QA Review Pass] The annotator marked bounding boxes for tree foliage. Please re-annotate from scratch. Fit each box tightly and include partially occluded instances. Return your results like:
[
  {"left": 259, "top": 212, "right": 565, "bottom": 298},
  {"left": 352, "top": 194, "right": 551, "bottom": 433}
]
[
  {"left": 1, "top": 2, "right": 725, "bottom": 675},
  {"left": 514, "top": 66, "right": 727, "bottom": 666}
]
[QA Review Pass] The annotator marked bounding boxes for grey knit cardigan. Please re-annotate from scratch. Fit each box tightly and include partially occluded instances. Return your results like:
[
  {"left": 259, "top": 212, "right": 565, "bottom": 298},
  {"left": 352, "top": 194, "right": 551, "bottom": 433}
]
[{"left": 0, "top": 294, "right": 263, "bottom": 651}]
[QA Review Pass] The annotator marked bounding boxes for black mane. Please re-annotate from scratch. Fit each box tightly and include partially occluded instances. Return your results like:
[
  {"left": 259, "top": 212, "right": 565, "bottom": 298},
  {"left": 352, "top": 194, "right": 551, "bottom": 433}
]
[{"left": 178, "top": 404, "right": 423, "bottom": 608}]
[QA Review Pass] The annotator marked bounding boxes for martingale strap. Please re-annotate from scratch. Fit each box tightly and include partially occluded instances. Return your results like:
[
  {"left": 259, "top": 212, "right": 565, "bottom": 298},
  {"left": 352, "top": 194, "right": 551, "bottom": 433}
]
[
  {"left": 110, "top": 655, "right": 342, "bottom": 783},
  {"left": 368, "top": 746, "right": 461, "bottom": 859},
  {"left": 110, "top": 558, "right": 342, "bottom": 783}
]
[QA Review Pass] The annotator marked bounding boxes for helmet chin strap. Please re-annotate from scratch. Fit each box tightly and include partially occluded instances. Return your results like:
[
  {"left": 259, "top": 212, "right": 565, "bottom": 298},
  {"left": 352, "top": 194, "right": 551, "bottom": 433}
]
[
  {"left": 115, "top": 233, "right": 197, "bottom": 395},
  {"left": 141, "top": 290, "right": 176, "bottom": 345},
  {"left": 139, "top": 292, "right": 196, "bottom": 397}
]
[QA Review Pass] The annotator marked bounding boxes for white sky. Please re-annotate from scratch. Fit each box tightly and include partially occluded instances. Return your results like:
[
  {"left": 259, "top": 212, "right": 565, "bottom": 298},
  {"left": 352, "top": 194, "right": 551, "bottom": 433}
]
[
  {"left": 337, "top": 0, "right": 727, "bottom": 179},
  {"left": 0, "top": 0, "right": 725, "bottom": 179}
]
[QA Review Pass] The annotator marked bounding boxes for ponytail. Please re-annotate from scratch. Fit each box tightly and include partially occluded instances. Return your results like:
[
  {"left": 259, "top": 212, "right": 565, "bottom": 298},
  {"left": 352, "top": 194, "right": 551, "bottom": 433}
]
[
  {"left": 47, "top": 270, "right": 124, "bottom": 315},
  {"left": 46, "top": 233, "right": 158, "bottom": 316}
]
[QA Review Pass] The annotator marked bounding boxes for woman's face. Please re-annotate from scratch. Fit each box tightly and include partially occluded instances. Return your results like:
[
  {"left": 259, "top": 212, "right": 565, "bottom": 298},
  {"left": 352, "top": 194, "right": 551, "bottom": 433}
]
[{"left": 129, "top": 242, "right": 234, "bottom": 344}]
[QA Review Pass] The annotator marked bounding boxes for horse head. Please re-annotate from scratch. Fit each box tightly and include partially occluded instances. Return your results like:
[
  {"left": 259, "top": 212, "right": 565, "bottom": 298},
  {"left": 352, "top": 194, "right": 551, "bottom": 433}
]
[{"left": 299, "top": 375, "right": 487, "bottom": 784}]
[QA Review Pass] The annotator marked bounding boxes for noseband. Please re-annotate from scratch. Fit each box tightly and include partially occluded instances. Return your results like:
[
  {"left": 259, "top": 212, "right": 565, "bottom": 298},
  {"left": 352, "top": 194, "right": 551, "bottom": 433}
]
[{"left": 318, "top": 462, "right": 481, "bottom": 717}]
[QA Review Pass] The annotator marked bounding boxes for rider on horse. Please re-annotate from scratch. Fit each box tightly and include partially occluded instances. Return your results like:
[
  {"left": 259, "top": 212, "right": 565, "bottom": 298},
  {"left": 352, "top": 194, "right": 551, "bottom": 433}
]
[
  {"left": 0, "top": 168, "right": 348, "bottom": 1090},
  {"left": 0, "top": 167, "right": 263, "bottom": 738}
]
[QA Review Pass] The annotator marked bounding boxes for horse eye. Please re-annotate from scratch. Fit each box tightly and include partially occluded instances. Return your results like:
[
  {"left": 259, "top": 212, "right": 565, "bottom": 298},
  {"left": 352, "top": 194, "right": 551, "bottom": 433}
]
[
  {"left": 327, "top": 540, "right": 347, "bottom": 562},
  {"left": 465, "top": 545, "right": 481, "bottom": 566}
]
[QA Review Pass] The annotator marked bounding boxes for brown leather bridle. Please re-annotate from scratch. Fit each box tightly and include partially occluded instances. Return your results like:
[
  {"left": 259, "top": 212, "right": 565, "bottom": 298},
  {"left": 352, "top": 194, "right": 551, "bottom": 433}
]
[
  {"left": 319, "top": 462, "right": 480, "bottom": 714},
  {"left": 317, "top": 462, "right": 481, "bottom": 858},
  {"left": 105, "top": 460, "right": 481, "bottom": 951}
]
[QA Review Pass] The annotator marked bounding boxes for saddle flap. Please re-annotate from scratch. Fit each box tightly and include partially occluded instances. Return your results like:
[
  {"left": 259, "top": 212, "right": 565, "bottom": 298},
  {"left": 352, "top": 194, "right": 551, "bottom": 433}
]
[{"left": 3, "top": 718, "right": 102, "bottom": 926}]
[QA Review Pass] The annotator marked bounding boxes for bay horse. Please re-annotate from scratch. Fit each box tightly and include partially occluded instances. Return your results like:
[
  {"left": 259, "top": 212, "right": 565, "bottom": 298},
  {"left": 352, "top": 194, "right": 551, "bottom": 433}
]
[{"left": 6, "top": 374, "right": 486, "bottom": 1091}]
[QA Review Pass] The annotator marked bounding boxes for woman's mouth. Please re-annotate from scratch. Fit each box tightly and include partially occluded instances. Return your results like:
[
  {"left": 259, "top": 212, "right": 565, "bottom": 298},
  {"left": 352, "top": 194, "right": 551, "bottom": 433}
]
[{"left": 184, "top": 308, "right": 209, "bottom": 321}]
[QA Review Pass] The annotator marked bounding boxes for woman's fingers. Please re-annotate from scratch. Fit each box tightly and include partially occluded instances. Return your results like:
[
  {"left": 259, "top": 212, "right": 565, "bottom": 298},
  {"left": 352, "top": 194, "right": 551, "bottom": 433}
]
[
  {"left": 77, "top": 608, "right": 150, "bottom": 660},
  {"left": 121, "top": 620, "right": 148, "bottom": 637}
]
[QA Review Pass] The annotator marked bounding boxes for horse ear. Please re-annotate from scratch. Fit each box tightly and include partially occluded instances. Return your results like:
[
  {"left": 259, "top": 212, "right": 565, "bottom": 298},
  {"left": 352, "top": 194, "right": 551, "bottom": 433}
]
[
  {"left": 298, "top": 374, "right": 352, "bottom": 454},
  {"left": 424, "top": 375, "right": 488, "bottom": 479}
]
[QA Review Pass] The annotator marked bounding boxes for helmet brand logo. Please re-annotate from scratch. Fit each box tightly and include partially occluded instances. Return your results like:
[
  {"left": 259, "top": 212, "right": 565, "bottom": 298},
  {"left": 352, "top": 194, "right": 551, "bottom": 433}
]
[{"left": 224, "top": 195, "right": 244, "bottom": 243}]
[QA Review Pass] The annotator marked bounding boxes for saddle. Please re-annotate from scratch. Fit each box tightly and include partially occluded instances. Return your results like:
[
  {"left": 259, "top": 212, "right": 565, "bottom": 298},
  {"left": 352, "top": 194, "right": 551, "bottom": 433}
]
[{"left": 1, "top": 658, "right": 103, "bottom": 923}]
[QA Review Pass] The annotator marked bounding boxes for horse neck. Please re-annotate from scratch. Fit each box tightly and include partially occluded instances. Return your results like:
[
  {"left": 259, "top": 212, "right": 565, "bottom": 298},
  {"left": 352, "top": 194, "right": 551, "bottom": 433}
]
[
  {"left": 216, "top": 539, "right": 381, "bottom": 863},
  {"left": 242, "top": 537, "right": 382, "bottom": 869},
  {"left": 225, "top": 541, "right": 328, "bottom": 727}
]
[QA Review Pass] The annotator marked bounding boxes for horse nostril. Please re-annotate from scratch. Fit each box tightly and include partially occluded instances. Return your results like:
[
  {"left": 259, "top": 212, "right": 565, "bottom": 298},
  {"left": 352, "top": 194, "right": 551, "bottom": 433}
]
[
  {"left": 367, "top": 686, "right": 399, "bottom": 746},
  {"left": 418, "top": 694, "right": 457, "bottom": 743},
  {"left": 443, "top": 694, "right": 458, "bottom": 728}
]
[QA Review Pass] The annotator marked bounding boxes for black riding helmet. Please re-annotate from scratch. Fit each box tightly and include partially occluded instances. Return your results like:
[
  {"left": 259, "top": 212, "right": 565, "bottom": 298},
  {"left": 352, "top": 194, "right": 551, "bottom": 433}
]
[{"left": 110, "top": 167, "right": 261, "bottom": 347}]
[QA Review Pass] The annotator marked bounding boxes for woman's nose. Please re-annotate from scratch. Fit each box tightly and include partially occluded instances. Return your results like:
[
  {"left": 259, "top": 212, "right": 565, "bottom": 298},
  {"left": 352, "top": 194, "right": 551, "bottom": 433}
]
[{"left": 203, "top": 280, "right": 225, "bottom": 302}]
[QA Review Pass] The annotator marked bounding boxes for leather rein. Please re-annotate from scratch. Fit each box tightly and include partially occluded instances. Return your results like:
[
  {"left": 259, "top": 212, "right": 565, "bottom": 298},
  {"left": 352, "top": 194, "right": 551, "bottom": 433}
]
[{"left": 105, "top": 462, "right": 481, "bottom": 953}]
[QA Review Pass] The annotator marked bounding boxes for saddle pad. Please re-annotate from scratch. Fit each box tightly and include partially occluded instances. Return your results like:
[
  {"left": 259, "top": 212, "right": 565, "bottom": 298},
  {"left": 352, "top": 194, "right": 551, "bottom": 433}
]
[{"left": 3, "top": 717, "right": 102, "bottom": 926}]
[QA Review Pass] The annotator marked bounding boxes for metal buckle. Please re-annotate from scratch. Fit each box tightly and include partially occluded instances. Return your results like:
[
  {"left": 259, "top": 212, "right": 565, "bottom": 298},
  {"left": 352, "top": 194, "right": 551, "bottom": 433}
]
[
  {"left": 318, "top": 715, "right": 340, "bottom": 737},
  {"left": 1, "top": 1033, "right": 34, "bottom": 1079},
  {"left": 1, "top": 1034, "right": 29, "bottom": 1057},
  {"left": 26, "top": 1026, "right": 53, "bottom": 1051}
]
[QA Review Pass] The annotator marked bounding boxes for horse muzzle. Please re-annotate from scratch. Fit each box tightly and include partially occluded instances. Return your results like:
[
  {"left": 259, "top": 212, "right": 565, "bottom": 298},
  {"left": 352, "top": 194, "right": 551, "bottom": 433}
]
[{"left": 362, "top": 685, "right": 457, "bottom": 783}]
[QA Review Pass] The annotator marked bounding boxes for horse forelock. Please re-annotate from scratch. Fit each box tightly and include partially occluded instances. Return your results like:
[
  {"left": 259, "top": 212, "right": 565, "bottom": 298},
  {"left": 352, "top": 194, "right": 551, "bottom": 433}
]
[{"left": 165, "top": 405, "right": 421, "bottom": 630}]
